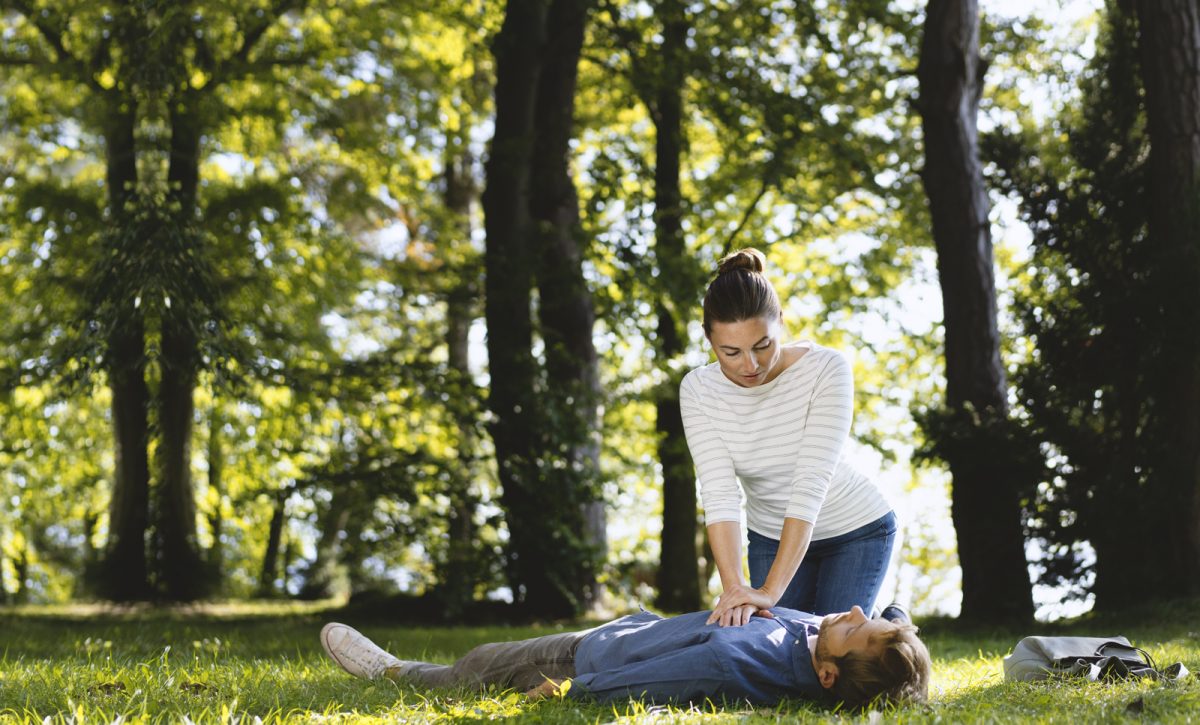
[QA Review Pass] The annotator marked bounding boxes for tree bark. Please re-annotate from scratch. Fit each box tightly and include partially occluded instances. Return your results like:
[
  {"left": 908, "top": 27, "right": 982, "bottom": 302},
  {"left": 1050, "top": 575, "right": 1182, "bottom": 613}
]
[
  {"left": 530, "top": 0, "right": 604, "bottom": 612},
  {"left": 650, "top": 0, "right": 701, "bottom": 613},
  {"left": 1124, "top": 0, "right": 1200, "bottom": 603},
  {"left": 258, "top": 492, "right": 286, "bottom": 597},
  {"left": 483, "top": 0, "right": 576, "bottom": 617},
  {"left": 154, "top": 99, "right": 208, "bottom": 601},
  {"left": 156, "top": 321, "right": 208, "bottom": 600},
  {"left": 433, "top": 152, "right": 483, "bottom": 615},
  {"left": 207, "top": 405, "right": 224, "bottom": 569},
  {"left": 98, "top": 96, "right": 153, "bottom": 601},
  {"left": 917, "top": 0, "right": 1033, "bottom": 621}
]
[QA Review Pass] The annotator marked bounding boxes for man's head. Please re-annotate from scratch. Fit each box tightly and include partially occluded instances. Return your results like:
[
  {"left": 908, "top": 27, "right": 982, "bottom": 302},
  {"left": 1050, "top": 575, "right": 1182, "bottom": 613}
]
[{"left": 813, "top": 606, "right": 931, "bottom": 709}]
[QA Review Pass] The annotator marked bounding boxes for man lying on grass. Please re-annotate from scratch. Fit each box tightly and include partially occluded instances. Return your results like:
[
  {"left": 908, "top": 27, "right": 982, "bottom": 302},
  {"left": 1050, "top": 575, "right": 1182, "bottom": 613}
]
[{"left": 320, "top": 604, "right": 931, "bottom": 710}]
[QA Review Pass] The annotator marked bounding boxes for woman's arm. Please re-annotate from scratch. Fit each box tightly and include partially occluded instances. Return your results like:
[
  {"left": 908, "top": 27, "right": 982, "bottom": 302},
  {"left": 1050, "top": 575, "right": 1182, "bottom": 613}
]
[
  {"left": 678, "top": 376, "right": 742, "bottom": 525},
  {"left": 705, "top": 518, "right": 812, "bottom": 624},
  {"left": 678, "top": 374, "right": 749, "bottom": 623},
  {"left": 756, "top": 517, "right": 813, "bottom": 602},
  {"left": 706, "top": 520, "right": 769, "bottom": 626},
  {"left": 708, "top": 520, "right": 746, "bottom": 593}
]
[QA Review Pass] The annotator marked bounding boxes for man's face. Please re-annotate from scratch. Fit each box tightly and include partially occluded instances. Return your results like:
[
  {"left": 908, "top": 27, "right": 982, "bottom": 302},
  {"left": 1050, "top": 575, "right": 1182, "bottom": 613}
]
[
  {"left": 815, "top": 606, "right": 896, "bottom": 661},
  {"left": 707, "top": 315, "right": 784, "bottom": 387}
]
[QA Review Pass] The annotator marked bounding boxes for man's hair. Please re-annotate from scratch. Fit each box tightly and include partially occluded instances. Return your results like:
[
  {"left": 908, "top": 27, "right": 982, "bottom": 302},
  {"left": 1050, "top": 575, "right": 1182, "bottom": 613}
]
[{"left": 821, "top": 623, "right": 931, "bottom": 709}]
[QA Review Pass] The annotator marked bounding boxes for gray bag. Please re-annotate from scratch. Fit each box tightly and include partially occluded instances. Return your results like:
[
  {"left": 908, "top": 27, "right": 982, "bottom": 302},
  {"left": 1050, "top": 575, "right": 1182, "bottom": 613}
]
[{"left": 1003, "top": 635, "right": 1189, "bottom": 682}]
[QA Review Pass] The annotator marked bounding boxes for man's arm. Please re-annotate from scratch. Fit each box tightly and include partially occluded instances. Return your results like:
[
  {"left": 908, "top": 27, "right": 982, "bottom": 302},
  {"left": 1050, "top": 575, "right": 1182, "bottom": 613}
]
[{"left": 525, "top": 679, "right": 567, "bottom": 699}]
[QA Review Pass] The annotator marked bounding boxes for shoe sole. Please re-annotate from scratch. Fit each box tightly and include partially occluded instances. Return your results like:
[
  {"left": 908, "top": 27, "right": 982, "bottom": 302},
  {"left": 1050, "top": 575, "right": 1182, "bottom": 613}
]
[{"left": 321, "top": 622, "right": 370, "bottom": 679}]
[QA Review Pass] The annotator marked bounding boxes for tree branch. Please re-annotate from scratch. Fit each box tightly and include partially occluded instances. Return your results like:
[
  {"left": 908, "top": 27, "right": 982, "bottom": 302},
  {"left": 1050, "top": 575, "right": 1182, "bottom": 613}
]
[
  {"left": 1, "top": 0, "right": 103, "bottom": 90},
  {"left": 211, "top": 0, "right": 309, "bottom": 87},
  {"left": 0, "top": 54, "right": 38, "bottom": 66},
  {"left": 719, "top": 178, "right": 771, "bottom": 258},
  {"left": 594, "top": 0, "right": 655, "bottom": 107}
]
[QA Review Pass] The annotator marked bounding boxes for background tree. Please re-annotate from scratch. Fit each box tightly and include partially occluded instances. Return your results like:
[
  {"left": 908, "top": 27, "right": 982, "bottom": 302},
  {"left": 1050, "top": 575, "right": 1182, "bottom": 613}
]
[
  {"left": 482, "top": 0, "right": 603, "bottom": 618},
  {"left": 1133, "top": 0, "right": 1200, "bottom": 601},
  {"left": 916, "top": 0, "right": 1033, "bottom": 622},
  {"left": 992, "top": 0, "right": 1200, "bottom": 610}
]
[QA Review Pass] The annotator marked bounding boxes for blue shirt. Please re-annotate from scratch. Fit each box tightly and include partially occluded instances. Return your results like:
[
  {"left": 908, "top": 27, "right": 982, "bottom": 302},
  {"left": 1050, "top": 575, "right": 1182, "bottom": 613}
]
[{"left": 569, "top": 608, "right": 827, "bottom": 705}]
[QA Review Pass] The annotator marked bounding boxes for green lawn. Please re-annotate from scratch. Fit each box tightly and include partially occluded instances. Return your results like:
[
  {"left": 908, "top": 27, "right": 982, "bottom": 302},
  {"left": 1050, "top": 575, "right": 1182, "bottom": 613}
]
[{"left": 1, "top": 599, "right": 1197, "bottom": 723}]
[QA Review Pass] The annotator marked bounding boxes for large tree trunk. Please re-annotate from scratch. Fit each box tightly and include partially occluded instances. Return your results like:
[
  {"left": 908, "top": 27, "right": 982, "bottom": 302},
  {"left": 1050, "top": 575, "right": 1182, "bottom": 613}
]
[
  {"left": 157, "top": 321, "right": 207, "bottom": 600},
  {"left": 155, "top": 100, "right": 208, "bottom": 601},
  {"left": 98, "top": 98, "right": 152, "bottom": 601},
  {"left": 433, "top": 153, "right": 483, "bottom": 615},
  {"left": 1122, "top": 0, "right": 1200, "bottom": 604},
  {"left": 651, "top": 0, "right": 701, "bottom": 613},
  {"left": 483, "top": 0, "right": 573, "bottom": 617},
  {"left": 529, "top": 0, "right": 604, "bottom": 612},
  {"left": 917, "top": 0, "right": 1033, "bottom": 622}
]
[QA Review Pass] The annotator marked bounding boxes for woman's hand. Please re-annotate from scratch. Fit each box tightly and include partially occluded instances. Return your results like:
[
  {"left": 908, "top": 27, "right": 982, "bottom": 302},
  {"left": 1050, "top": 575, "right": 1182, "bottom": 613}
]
[{"left": 706, "top": 583, "right": 777, "bottom": 626}]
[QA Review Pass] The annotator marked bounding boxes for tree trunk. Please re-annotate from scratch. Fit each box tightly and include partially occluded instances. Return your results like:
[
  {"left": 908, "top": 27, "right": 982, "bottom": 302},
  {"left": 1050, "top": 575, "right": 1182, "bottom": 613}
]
[
  {"left": 433, "top": 153, "right": 483, "bottom": 615},
  {"left": 650, "top": 0, "right": 701, "bottom": 613},
  {"left": 154, "top": 99, "right": 208, "bottom": 601},
  {"left": 11, "top": 545, "right": 29, "bottom": 604},
  {"left": 917, "top": 0, "right": 1033, "bottom": 621},
  {"left": 207, "top": 404, "right": 224, "bottom": 569},
  {"left": 483, "top": 0, "right": 567, "bottom": 616},
  {"left": 156, "top": 320, "right": 207, "bottom": 600},
  {"left": 258, "top": 492, "right": 286, "bottom": 597},
  {"left": 299, "top": 494, "right": 352, "bottom": 599},
  {"left": 98, "top": 97, "right": 152, "bottom": 601},
  {"left": 1123, "top": 0, "right": 1200, "bottom": 603},
  {"left": 529, "top": 0, "right": 604, "bottom": 612}
]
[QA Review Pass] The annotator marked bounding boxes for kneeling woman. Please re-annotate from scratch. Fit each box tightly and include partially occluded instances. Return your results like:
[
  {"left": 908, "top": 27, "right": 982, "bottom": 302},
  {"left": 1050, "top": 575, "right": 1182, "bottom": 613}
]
[{"left": 680, "top": 248, "right": 896, "bottom": 626}]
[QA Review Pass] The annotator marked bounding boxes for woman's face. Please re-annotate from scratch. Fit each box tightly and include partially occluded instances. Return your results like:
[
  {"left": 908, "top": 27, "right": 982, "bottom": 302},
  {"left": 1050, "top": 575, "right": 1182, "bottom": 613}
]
[{"left": 707, "top": 315, "right": 784, "bottom": 387}]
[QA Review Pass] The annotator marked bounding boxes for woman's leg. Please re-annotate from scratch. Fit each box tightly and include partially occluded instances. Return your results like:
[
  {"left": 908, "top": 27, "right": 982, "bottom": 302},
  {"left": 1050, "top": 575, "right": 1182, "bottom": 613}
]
[
  {"left": 809, "top": 512, "right": 897, "bottom": 615},
  {"left": 748, "top": 529, "right": 818, "bottom": 613},
  {"left": 746, "top": 529, "right": 776, "bottom": 590}
]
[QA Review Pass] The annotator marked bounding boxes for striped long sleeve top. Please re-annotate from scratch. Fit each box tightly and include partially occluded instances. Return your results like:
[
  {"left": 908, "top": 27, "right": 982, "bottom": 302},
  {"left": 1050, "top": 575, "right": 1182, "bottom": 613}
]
[{"left": 679, "top": 342, "right": 891, "bottom": 541}]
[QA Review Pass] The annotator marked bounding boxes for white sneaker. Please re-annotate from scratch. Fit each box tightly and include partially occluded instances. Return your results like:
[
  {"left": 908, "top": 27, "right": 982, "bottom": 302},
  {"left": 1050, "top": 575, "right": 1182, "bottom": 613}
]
[{"left": 320, "top": 622, "right": 403, "bottom": 680}]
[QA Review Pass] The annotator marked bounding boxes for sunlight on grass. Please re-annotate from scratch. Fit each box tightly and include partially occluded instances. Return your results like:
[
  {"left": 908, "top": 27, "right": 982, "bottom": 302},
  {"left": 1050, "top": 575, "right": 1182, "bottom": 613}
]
[
  {"left": 0, "top": 601, "right": 1197, "bottom": 723},
  {"left": 3, "top": 598, "right": 345, "bottom": 621}
]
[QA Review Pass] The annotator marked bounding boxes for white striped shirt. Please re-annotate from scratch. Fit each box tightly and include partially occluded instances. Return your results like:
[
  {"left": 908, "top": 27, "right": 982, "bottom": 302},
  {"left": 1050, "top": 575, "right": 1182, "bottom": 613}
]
[{"left": 679, "top": 342, "right": 891, "bottom": 541}]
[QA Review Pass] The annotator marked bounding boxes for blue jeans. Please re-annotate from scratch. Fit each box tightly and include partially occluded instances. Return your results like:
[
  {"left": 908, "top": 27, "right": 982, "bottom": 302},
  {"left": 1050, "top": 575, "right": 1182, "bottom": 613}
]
[{"left": 748, "top": 511, "right": 896, "bottom": 616}]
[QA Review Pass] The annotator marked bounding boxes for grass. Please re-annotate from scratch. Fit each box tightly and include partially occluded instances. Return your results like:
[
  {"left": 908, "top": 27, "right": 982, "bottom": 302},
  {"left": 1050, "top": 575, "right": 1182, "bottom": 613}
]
[{"left": 0, "top": 599, "right": 1197, "bottom": 723}]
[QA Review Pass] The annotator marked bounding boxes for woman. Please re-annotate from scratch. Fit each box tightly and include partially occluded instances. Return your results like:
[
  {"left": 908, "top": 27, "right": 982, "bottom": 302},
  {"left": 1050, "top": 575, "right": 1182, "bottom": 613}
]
[{"left": 679, "top": 248, "right": 896, "bottom": 627}]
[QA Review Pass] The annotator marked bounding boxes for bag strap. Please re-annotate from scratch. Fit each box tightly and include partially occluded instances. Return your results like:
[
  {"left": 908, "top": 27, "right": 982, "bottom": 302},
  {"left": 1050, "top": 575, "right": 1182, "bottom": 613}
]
[{"left": 1094, "top": 642, "right": 1156, "bottom": 670}]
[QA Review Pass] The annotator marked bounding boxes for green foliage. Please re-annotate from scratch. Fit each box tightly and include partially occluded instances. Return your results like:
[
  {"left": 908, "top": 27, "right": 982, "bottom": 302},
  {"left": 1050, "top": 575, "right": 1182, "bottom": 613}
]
[
  {"left": 983, "top": 3, "right": 1158, "bottom": 600},
  {"left": 0, "top": 386, "right": 110, "bottom": 601},
  {"left": 912, "top": 402, "right": 1042, "bottom": 496},
  {"left": 0, "top": 0, "right": 506, "bottom": 603}
]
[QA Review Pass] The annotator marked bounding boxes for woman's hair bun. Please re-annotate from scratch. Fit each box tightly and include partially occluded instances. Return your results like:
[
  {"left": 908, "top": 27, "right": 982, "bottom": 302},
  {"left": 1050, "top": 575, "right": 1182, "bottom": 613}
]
[{"left": 716, "top": 248, "right": 766, "bottom": 276}]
